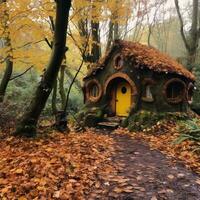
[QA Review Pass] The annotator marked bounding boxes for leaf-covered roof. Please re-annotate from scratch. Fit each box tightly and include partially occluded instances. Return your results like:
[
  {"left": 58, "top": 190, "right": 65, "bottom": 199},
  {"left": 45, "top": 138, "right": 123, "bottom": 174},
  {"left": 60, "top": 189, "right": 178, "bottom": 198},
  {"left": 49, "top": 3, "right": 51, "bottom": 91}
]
[{"left": 85, "top": 40, "right": 195, "bottom": 81}]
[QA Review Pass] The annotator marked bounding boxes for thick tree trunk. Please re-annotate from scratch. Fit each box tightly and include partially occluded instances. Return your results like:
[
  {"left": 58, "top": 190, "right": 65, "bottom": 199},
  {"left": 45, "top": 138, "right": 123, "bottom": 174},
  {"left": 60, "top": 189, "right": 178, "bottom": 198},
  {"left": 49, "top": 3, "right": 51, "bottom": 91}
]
[
  {"left": 59, "top": 65, "right": 66, "bottom": 109},
  {"left": 52, "top": 79, "right": 58, "bottom": 114},
  {"left": 14, "top": 0, "right": 71, "bottom": 137},
  {"left": 91, "top": 21, "right": 101, "bottom": 63},
  {"left": 0, "top": 59, "right": 13, "bottom": 102}
]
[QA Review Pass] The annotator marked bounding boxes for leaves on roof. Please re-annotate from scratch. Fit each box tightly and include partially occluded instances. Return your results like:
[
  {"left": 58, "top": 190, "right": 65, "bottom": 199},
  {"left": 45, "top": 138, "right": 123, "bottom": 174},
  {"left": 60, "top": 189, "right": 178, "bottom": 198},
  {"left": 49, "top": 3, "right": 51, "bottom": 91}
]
[{"left": 86, "top": 40, "right": 195, "bottom": 81}]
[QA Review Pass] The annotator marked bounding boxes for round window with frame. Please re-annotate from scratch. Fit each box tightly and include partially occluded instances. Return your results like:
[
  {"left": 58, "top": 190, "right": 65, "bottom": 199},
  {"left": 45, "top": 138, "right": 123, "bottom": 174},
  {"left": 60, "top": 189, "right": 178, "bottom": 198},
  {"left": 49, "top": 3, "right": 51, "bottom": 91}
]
[
  {"left": 163, "top": 78, "right": 186, "bottom": 104},
  {"left": 89, "top": 84, "right": 99, "bottom": 98},
  {"left": 187, "top": 83, "right": 194, "bottom": 105},
  {"left": 114, "top": 55, "right": 124, "bottom": 70},
  {"left": 86, "top": 80, "right": 102, "bottom": 102}
]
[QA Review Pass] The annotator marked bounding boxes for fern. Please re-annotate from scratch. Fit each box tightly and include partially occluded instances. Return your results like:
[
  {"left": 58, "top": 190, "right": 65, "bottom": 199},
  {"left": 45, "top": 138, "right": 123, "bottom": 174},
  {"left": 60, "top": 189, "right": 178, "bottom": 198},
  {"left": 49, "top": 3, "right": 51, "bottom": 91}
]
[{"left": 174, "top": 119, "right": 200, "bottom": 145}]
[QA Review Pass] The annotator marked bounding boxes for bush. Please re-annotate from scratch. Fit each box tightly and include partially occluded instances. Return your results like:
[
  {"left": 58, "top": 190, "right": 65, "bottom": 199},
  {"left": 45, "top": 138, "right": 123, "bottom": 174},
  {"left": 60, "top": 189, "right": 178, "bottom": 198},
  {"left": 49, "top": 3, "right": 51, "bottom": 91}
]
[
  {"left": 174, "top": 119, "right": 200, "bottom": 152},
  {"left": 127, "top": 111, "right": 190, "bottom": 132}
]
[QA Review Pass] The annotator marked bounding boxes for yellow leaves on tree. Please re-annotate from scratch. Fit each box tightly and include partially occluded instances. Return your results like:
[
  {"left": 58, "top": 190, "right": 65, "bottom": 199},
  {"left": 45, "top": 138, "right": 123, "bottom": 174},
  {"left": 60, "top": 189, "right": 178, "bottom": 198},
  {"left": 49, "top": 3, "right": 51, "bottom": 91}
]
[{"left": 0, "top": 0, "right": 54, "bottom": 72}]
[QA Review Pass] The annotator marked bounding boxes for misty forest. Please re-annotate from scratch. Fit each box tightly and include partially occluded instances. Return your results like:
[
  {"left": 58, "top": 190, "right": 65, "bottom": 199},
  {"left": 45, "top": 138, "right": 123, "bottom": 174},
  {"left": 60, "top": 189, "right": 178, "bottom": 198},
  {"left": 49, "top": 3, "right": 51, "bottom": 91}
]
[{"left": 0, "top": 0, "right": 200, "bottom": 199}]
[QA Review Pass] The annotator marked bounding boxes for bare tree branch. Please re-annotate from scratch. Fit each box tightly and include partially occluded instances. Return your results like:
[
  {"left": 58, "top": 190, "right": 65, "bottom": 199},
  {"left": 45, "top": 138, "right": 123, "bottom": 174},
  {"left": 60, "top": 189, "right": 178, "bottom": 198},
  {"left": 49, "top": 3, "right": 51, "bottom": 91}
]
[
  {"left": 9, "top": 66, "right": 33, "bottom": 81},
  {"left": 45, "top": 38, "right": 52, "bottom": 49},
  {"left": 64, "top": 33, "right": 90, "bottom": 113},
  {"left": 49, "top": 16, "right": 55, "bottom": 32},
  {"left": 14, "top": 39, "right": 44, "bottom": 50}
]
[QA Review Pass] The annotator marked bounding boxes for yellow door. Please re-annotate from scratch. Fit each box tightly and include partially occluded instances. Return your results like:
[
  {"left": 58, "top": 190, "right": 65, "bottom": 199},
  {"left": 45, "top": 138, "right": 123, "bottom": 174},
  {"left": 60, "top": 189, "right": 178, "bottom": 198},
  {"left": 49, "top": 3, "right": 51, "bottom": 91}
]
[{"left": 116, "top": 81, "right": 131, "bottom": 117}]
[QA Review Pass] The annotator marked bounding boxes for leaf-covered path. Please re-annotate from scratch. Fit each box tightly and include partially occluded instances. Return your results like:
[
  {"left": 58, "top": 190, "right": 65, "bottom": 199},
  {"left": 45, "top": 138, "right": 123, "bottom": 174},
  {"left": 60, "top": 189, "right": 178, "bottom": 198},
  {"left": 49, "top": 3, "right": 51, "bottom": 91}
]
[
  {"left": 0, "top": 129, "right": 200, "bottom": 199},
  {"left": 87, "top": 130, "right": 200, "bottom": 200}
]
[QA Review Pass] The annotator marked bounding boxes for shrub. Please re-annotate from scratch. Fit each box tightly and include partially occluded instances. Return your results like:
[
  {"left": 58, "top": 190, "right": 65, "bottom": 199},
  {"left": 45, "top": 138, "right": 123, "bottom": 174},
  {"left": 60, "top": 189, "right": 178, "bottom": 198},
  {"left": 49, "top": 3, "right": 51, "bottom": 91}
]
[
  {"left": 127, "top": 111, "right": 190, "bottom": 132},
  {"left": 174, "top": 119, "right": 200, "bottom": 152}
]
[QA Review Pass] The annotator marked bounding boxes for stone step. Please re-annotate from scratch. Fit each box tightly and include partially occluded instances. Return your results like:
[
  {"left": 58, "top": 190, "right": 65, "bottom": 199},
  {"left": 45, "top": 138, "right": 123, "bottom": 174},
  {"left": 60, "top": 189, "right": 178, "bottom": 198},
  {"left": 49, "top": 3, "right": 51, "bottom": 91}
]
[
  {"left": 97, "top": 121, "right": 119, "bottom": 129},
  {"left": 106, "top": 117, "right": 124, "bottom": 123}
]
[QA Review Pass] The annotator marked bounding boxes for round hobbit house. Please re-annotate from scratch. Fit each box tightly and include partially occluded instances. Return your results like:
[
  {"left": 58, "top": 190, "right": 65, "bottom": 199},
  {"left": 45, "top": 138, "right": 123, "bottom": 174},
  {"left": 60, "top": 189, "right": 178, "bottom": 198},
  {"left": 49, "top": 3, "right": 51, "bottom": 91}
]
[{"left": 82, "top": 40, "right": 195, "bottom": 127}]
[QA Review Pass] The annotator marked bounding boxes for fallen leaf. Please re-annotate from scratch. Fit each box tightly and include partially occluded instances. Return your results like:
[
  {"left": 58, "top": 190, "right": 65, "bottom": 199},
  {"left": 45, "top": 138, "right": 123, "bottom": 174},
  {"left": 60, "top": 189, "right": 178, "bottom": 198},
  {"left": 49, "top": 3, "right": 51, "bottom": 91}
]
[
  {"left": 151, "top": 196, "right": 158, "bottom": 200},
  {"left": 15, "top": 168, "right": 23, "bottom": 174},
  {"left": 18, "top": 196, "right": 28, "bottom": 200},
  {"left": 113, "top": 187, "right": 124, "bottom": 193},
  {"left": 196, "top": 179, "right": 200, "bottom": 185},
  {"left": 167, "top": 175, "right": 174, "bottom": 180},
  {"left": 53, "top": 191, "right": 60, "bottom": 198}
]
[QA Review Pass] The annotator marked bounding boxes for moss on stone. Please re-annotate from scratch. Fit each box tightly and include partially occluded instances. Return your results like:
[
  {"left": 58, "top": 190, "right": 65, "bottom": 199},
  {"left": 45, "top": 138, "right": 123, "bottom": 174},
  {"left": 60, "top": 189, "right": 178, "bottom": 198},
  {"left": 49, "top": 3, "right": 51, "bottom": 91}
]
[{"left": 76, "top": 106, "right": 105, "bottom": 128}]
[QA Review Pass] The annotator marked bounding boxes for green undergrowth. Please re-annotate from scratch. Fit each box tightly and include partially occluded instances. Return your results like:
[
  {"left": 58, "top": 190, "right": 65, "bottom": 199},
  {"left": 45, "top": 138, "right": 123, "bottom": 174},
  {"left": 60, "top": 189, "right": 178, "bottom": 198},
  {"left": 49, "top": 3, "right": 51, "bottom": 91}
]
[
  {"left": 126, "top": 110, "right": 200, "bottom": 152},
  {"left": 126, "top": 111, "right": 190, "bottom": 132},
  {"left": 174, "top": 119, "right": 200, "bottom": 152}
]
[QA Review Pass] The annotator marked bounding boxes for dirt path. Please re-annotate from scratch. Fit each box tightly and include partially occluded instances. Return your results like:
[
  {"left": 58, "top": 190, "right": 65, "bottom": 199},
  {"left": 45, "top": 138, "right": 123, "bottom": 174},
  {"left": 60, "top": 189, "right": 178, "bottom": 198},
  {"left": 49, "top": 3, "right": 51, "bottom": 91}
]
[{"left": 87, "top": 131, "right": 200, "bottom": 200}]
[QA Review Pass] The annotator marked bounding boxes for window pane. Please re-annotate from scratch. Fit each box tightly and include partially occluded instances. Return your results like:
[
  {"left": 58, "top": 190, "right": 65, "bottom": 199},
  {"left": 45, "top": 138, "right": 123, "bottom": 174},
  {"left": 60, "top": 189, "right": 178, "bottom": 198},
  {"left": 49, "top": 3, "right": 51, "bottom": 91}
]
[
  {"left": 166, "top": 81, "right": 184, "bottom": 99},
  {"left": 146, "top": 85, "right": 153, "bottom": 99},
  {"left": 89, "top": 84, "right": 99, "bottom": 98}
]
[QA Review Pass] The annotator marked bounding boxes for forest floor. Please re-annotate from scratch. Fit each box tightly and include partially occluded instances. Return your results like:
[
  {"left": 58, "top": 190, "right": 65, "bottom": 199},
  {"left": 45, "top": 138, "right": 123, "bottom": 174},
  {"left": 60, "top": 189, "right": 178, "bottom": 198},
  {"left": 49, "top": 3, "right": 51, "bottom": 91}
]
[{"left": 0, "top": 127, "right": 200, "bottom": 199}]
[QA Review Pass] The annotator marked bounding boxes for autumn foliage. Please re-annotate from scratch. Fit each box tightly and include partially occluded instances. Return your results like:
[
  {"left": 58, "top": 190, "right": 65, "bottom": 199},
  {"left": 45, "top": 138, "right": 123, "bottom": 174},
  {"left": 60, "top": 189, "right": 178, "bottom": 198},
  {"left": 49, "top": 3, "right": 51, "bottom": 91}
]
[{"left": 0, "top": 131, "right": 114, "bottom": 199}]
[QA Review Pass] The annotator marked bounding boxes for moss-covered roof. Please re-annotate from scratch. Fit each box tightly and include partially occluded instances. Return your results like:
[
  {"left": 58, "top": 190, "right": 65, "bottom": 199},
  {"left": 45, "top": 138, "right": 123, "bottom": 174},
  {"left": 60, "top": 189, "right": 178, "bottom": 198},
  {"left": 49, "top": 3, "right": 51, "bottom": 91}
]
[{"left": 85, "top": 40, "right": 195, "bottom": 81}]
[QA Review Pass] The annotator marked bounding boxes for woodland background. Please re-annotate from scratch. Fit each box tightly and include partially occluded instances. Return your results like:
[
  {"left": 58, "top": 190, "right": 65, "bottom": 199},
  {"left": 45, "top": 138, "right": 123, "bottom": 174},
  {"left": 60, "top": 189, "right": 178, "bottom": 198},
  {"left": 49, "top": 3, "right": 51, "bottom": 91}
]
[
  {"left": 1, "top": 1, "right": 200, "bottom": 198},
  {"left": 0, "top": 0, "right": 200, "bottom": 131}
]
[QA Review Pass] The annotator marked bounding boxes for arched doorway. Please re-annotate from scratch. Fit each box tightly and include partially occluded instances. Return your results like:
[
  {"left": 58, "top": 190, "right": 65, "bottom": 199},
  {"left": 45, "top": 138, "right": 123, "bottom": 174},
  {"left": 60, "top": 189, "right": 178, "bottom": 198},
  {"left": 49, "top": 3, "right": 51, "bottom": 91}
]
[
  {"left": 116, "top": 80, "right": 132, "bottom": 116},
  {"left": 104, "top": 73, "right": 137, "bottom": 117}
]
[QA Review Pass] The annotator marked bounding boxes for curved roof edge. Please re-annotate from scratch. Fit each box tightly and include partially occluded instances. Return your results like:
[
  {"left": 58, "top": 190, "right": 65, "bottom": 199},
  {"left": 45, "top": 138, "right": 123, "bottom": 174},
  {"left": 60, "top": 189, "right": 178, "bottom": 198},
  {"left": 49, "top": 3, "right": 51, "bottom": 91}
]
[{"left": 85, "top": 40, "right": 195, "bottom": 81}]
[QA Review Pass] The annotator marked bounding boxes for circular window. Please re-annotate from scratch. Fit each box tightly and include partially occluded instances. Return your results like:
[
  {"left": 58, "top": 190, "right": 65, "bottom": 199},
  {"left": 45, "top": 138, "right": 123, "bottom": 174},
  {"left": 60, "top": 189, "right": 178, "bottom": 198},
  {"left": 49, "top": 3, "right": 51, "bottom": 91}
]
[
  {"left": 121, "top": 86, "right": 127, "bottom": 94},
  {"left": 114, "top": 55, "right": 124, "bottom": 70},
  {"left": 187, "top": 83, "right": 194, "bottom": 104},
  {"left": 163, "top": 78, "right": 186, "bottom": 104},
  {"left": 85, "top": 79, "right": 102, "bottom": 102}
]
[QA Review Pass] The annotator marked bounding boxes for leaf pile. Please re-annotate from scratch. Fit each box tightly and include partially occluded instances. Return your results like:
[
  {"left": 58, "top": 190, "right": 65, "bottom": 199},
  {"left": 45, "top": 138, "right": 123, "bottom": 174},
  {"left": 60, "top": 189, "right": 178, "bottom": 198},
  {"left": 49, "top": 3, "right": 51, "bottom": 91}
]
[{"left": 0, "top": 131, "right": 115, "bottom": 199}]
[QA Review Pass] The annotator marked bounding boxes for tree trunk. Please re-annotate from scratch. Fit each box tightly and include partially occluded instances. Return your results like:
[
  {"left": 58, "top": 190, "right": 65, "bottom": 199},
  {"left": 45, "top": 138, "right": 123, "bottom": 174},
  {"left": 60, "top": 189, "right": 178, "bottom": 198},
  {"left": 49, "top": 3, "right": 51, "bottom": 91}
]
[
  {"left": 0, "top": 59, "right": 13, "bottom": 102},
  {"left": 14, "top": 0, "right": 71, "bottom": 137},
  {"left": 186, "top": 0, "right": 199, "bottom": 69},
  {"left": 174, "top": 0, "right": 199, "bottom": 70},
  {"left": 91, "top": 21, "right": 101, "bottom": 63},
  {"left": 147, "top": 24, "right": 153, "bottom": 47},
  {"left": 52, "top": 79, "right": 58, "bottom": 114},
  {"left": 114, "top": 23, "right": 119, "bottom": 40},
  {"left": 0, "top": 0, "right": 13, "bottom": 102},
  {"left": 59, "top": 65, "right": 66, "bottom": 109},
  {"left": 106, "top": 20, "right": 114, "bottom": 51}
]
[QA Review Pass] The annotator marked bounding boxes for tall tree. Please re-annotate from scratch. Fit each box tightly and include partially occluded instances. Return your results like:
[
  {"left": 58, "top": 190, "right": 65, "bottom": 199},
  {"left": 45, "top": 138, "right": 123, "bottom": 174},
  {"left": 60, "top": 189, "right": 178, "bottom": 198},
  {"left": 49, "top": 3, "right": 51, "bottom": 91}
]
[
  {"left": 90, "top": 19, "right": 101, "bottom": 63},
  {"left": 14, "top": 0, "right": 72, "bottom": 137},
  {"left": 0, "top": 0, "right": 53, "bottom": 102},
  {"left": 106, "top": 0, "right": 120, "bottom": 51},
  {"left": 72, "top": 0, "right": 102, "bottom": 65},
  {"left": 174, "top": 0, "right": 200, "bottom": 70},
  {"left": 0, "top": 0, "right": 13, "bottom": 102}
]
